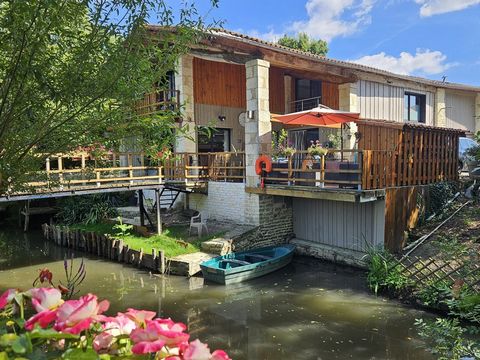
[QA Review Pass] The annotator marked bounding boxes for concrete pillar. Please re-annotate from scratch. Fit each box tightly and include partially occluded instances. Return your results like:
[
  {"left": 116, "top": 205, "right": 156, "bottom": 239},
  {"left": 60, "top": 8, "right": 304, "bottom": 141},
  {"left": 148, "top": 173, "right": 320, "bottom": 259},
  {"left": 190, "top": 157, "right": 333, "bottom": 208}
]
[
  {"left": 175, "top": 55, "right": 196, "bottom": 153},
  {"left": 245, "top": 59, "right": 271, "bottom": 188},
  {"left": 338, "top": 82, "right": 358, "bottom": 150},
  {"left": 284, "top": 75, "right": 292, "bottom": 114},
  {"left": 435, "top": 88, "right": 447, "bottom": 128},
  {"left": 475, "top": 93, "right": 480, "bottom": 134}
]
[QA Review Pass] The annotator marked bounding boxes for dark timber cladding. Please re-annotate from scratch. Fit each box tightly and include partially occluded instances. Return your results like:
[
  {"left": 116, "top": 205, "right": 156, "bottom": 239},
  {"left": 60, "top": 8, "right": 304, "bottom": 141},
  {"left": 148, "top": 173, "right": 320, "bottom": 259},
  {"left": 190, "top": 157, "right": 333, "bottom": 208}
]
[
  {"left": 193, "top": 57, "right": 246, "bottom": 107},
  {"left": 357, "top": 120, "right": 464, "bottom": 189},
  {"left": 356, "top": 119, "right": 464, "bottom": 253}
]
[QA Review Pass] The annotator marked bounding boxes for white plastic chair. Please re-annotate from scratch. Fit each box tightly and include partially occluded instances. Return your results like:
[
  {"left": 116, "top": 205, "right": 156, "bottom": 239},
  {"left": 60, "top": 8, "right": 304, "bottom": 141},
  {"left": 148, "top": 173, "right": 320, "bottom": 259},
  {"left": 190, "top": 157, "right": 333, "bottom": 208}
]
[{"left": 189, "top": 212, "right": 209, "bottom": 237}]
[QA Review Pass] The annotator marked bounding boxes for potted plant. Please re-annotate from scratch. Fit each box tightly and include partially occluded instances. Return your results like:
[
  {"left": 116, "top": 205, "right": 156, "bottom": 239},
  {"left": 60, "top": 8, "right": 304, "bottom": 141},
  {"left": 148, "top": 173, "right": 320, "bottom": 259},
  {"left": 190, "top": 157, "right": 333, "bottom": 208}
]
[
  {"left": 272, "top": 129, "right": 296, "bottom": 160},
  {"left": 307, "top": 140, "right": 328, "bottom": 158}
]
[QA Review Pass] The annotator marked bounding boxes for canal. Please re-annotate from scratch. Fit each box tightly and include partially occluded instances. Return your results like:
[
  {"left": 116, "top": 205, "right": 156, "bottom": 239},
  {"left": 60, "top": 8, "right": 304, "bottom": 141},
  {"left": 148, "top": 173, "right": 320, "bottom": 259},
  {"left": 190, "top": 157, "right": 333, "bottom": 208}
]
[{"left": 0, "top": 226, "right": 434, "bottom": 359}]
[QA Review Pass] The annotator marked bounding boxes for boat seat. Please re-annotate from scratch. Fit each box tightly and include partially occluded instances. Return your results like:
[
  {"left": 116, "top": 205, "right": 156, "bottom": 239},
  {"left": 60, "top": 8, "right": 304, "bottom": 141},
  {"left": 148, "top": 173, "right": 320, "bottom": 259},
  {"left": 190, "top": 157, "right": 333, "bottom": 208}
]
[
  {"left": 245, "top": 254, "right": 272, "bottom": 262},
  {"left": 219, "top": 259, "right": 251, "bottom": 266}
]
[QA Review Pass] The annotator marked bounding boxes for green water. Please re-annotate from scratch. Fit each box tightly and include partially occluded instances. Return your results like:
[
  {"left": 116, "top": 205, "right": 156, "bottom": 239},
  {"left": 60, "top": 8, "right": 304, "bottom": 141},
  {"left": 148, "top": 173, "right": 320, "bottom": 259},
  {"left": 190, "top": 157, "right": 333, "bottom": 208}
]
[{"left": 0, "top": 227, "right": 434, "bottom": 359}]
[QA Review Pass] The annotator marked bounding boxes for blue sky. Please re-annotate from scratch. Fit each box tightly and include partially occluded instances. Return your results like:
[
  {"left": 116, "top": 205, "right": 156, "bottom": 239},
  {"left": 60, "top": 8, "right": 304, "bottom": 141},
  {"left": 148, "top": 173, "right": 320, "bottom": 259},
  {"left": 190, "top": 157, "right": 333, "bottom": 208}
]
[{"left": 186, "top": 0, "right": 480, "bottom": 86}]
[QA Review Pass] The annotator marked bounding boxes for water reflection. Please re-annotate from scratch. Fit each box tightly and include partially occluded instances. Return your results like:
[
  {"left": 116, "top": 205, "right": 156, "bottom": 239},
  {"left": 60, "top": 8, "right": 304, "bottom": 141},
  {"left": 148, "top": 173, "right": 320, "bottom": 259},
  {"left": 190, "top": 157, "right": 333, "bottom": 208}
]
[{"left": 0, "top": 227, "right": 433, "bottom": 359}]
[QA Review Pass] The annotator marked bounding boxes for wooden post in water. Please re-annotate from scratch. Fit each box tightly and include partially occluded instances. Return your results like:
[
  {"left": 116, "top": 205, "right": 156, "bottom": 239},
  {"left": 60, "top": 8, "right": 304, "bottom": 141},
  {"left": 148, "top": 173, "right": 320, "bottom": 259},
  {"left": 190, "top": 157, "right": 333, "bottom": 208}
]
[
  {"left": 155, "top": 189, "right": 162, "bottom": 235},
  {"left": 138, "top": 190, "right": 145, "bottom": 227}
]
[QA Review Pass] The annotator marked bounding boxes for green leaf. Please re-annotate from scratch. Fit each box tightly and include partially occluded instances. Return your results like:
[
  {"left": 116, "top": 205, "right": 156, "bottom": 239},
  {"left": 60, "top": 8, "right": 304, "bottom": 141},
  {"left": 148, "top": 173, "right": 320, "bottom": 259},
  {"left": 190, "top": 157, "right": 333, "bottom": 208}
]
[
  {"left": 29, "top": 328, "right": 79, "bottom": 340},
  {"left": 62, "top": 348, "right": 99, "bottom": 360},
  {"left": 11, "top": 334, "right": 32, "bottom": 354},
  {"left": 0, "top": 352, "right": 8, "bottom": 360},
  {"left": 0, "top": 333, "right": 18, "bottom": 347}
]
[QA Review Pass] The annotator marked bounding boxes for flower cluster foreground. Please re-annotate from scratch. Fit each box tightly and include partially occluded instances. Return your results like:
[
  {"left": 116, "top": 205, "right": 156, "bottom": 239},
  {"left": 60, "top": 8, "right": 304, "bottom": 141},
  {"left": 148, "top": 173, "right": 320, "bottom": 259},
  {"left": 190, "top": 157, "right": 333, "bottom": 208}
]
[{"left": 0, "top": 288, "right": 230, "bottom": 359}]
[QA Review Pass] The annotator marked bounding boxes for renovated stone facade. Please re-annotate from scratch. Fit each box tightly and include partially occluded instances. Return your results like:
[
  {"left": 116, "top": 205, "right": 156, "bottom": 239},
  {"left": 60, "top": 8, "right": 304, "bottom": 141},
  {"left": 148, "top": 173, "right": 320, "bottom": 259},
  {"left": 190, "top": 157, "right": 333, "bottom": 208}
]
[
  {"left": 175, "top": 54, "right": 196, "bottom": 153},
  {"left": 233, "top": 195, "right": 294, "bottom": 251},
  {"left": 435, "top": 88, "right": 447, "bottom": 127}
]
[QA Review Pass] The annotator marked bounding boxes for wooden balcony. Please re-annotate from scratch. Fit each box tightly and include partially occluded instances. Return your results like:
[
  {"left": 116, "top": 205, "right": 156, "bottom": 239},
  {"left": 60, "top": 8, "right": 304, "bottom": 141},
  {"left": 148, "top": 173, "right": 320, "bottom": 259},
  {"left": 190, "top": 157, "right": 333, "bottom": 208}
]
[{"left": 135, "top": 89, "right": 180, "bottom": 116}]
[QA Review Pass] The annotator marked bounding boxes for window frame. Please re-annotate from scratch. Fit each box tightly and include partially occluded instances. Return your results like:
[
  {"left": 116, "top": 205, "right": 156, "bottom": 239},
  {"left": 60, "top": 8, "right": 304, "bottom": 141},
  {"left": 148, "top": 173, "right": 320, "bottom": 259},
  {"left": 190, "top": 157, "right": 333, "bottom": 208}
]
[{"left": 404, "top": 91, "right": 426, "bottom": 123}]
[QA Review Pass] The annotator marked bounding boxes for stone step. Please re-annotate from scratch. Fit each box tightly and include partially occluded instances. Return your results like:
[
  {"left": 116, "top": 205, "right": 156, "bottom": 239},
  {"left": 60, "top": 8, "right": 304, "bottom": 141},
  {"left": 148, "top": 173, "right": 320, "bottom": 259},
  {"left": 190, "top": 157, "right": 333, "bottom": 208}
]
[
  {"left": 201, "top": 238, "right": 232, "bottom": 255},
  {"left": 168, "top": 252, "right": 216, "bottom": 276}
]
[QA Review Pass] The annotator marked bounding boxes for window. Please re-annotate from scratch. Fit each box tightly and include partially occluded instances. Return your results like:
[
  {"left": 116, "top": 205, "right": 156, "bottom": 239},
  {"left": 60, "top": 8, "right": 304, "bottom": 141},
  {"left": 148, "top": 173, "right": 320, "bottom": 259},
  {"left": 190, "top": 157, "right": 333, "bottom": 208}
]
[
  {"left": 404, "top": 92, "right": 426, "bottom": 123},
  {"left": 197, "top": 128, "right": 231, "bottom": 153},
  {"left": 294, "top": 79, "right": 322, "bottom": 111}
]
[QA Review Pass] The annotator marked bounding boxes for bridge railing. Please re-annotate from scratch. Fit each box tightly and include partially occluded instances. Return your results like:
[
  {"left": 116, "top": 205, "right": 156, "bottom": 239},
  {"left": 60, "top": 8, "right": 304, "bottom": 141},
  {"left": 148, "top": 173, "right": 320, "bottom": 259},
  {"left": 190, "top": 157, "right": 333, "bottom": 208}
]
[{"left": 22, "top": 151, "right": 246, "bottom": 194}]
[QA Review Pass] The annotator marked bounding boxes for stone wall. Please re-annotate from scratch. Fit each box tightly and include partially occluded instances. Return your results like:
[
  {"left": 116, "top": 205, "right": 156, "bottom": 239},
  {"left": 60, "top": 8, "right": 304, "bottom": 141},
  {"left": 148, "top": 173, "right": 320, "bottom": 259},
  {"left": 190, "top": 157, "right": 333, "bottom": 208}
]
[{"left": 233, "top": 195, "right": 294, "bottom": 251}]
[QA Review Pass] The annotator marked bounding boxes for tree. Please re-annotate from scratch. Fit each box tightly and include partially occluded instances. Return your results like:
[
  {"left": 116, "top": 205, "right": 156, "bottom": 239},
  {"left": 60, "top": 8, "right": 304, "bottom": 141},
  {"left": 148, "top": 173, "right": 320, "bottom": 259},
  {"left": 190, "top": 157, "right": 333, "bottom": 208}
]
[
  {"left": 277, "top": 32, "right": 328, "bottom": 56},
  {"left": 0, "top": 0, "right": 219, "bottom": 193}
]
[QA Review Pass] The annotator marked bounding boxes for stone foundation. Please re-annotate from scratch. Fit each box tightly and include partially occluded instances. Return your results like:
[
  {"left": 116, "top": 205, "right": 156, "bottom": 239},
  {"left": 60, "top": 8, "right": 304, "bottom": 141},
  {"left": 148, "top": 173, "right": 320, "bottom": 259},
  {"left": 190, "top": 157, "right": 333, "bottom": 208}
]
[{"left": 233, "top": 195, "right": 294, "bottom": 251}]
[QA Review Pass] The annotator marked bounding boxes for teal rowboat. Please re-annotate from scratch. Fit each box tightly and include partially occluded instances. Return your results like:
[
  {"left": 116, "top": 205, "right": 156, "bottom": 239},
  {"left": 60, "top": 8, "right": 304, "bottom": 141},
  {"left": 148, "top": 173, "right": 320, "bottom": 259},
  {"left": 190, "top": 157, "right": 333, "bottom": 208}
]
[{"left": 200, "top": 244, "right": 296, "bottom": 285}]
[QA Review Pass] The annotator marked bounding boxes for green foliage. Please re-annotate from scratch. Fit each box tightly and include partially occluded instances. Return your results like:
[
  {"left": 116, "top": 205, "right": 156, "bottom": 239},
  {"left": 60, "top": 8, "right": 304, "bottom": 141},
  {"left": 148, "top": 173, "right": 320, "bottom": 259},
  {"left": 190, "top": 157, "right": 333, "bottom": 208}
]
[
  {"left": 277, "top": 32, "right": 328, "bottom": 56},
  {"left": 366, "top": 251, "right": 412, "bottom": 295},
  {"left": 271, "top": 129, "right": 295, "bottom": 158},
  {"left": 466, "top": 131, "right": 480, "bottom": 161},
  {"left": 0, "top": 0, "right": 220, "bottom": 194},
  {"left": 56, "top": 194, "right": 117, "bottom": 225},
  {"left": 426, "top": 182, "right": 458, "bottom": 219},
  {"left": 415, "top": 317, "right": 480, "bottom": 360},
  {"left": 433, "top": 235, "right": 471, "bottom": 259},
  {"left": 71, "top": 222, "right": 224, "bottom": 257},
  {"left": 113, "top": 216, "right": 133, "bottom": 237},
  {"left": 417, "top": 280, "right": 451, "bottom": 307}
]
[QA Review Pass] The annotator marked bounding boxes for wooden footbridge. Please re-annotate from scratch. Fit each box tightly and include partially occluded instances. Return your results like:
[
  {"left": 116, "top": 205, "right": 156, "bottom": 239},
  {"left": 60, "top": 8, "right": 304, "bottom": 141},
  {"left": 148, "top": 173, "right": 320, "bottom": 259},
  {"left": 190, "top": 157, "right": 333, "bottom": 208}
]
[{"left": 1, "top": 151, "right": 246, "bottom": 232}]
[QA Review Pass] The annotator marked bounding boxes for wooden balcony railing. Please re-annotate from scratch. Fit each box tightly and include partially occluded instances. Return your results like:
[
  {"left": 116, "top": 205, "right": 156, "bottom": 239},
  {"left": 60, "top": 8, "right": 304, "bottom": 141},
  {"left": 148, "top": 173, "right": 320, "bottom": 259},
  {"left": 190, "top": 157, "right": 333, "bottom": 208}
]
[
  {"left": 20, "top": 151, "right": 245, "bottom": 195},
  {"left": 135, "top": 89, "right": 180, "bottom": 116},
  {"left": 262, "top": 150, "right": 362, "bottom": 189}
]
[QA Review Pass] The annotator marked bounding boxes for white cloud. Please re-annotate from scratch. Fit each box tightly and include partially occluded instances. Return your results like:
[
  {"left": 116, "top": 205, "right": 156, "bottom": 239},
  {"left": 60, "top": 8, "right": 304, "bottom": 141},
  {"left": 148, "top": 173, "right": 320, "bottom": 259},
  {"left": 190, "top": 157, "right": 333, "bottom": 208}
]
[
  {"left": 350, "top": 49, "right": 455, "bottom": 75},
  {"left": 414, "top": 0, "right": 480, "bottom": 16},
  {"left": 288, "top": 0, "right": 377, "bottom": 42}
]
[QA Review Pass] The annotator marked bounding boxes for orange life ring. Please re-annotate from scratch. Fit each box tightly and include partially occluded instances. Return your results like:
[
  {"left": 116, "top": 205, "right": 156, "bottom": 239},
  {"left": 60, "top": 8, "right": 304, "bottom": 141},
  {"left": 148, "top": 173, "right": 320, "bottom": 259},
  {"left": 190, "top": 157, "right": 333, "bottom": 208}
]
[{"left": 255, "top": 155, "right": 273, "bottom": 175}]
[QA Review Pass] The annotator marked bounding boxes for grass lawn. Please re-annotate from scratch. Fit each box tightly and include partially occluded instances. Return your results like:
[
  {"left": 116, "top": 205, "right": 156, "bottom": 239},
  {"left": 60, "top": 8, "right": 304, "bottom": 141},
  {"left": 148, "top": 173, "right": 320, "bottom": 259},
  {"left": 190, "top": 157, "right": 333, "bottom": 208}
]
[{"left": 70, "top": 222, "right": 223, "bottom": 258}]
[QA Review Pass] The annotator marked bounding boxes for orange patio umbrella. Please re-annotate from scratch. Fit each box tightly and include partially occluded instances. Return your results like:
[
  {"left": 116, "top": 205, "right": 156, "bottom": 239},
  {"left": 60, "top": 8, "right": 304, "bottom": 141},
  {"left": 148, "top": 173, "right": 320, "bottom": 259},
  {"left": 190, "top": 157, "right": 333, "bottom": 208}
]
[{"left": 272, "top": 106, "right": 359, "bottom": 127}]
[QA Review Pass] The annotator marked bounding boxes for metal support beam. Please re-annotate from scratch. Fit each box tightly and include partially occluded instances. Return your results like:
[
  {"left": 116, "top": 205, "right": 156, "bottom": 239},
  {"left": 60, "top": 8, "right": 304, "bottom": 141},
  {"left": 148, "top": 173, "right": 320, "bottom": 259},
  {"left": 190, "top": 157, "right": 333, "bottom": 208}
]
[{"left": 155, "top": 189, "right": 162, "bottom": 235}]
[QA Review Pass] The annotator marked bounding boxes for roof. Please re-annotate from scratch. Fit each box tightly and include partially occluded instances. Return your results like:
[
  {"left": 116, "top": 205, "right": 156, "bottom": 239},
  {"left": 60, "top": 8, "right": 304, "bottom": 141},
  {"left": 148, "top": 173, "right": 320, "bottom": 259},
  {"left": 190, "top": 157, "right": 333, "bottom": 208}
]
[{"left": 206, "top": 28, "right": 480, "bottom": 93}]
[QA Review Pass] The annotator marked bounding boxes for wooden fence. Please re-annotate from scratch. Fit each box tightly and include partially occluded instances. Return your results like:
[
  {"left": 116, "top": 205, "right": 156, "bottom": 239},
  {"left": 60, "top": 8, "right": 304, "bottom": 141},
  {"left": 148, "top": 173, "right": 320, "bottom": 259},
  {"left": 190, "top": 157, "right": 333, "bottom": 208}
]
[{"left": 358, "top": 120, "right": 463, "bottom": 190}]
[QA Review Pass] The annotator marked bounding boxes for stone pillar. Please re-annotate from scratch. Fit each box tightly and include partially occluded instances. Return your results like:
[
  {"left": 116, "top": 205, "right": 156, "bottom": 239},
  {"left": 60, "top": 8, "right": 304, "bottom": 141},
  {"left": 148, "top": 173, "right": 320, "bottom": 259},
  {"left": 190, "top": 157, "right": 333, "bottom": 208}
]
[
  {"left": 435, "top": 88, "right": 447, "bottom": 128},
  {"left": 338, "top": 82, "right": 358, "bottom": 150},
  {"left": 475, "top": 93, "right": 480, "bottom": 134},
  {"left": 175, "top": 55, "right": 196, "bottom": 153},
  {"left": 245, "top": 59, "right": 271, "bottom": 188},
  {"left": 284, "top": 75, "right": 292, "bottom": 114}
]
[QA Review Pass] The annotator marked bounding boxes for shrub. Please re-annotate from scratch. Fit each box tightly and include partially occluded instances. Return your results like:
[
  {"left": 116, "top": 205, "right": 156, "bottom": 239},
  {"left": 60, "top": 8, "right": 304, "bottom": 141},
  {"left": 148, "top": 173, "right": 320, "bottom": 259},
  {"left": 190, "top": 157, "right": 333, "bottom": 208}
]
[
  {"left": 415, "top": 317, "right": 480, "bottom": 360},
  {"left": 56, "top": 194, "right": 118, "bottom": 225},
  {"left": 366, "top": 251, "right": 412, "bottom": 295}
]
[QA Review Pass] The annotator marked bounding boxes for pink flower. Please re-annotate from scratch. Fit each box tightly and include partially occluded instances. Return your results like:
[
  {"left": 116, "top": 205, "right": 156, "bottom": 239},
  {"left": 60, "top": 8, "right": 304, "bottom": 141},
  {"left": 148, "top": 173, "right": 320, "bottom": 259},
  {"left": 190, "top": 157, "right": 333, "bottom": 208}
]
[
  {"left": 0, "top": 289, "right": 16, "bottom": 310},
  {"left": 182, "top": 340, "right": 231, "bottom": 360},
  {"left": 125, "top": 308, "right": 156, "bottom": 327},
  {"left": 130, "top": 321, "right": 166, "bottom": 354},
  {"left": 150, "top": 318, "right": 189, "bottom": 347},
  {"left": 54, "top": 294, "right": 109, "bottom": 334},
  {"left": 101, "top": 313, "right": 136, "bottom": 336},
  {"left": 28, "top": 288, "right": 64, "bottom": 312},
  {"left": 93, "top": 313, "right": 137, "bottom": 354},
  {"left": 93, "top": 332, "right": 115, "bottom": 354},
  {"left": 25, "top": 309, "right": 57, "bottom": 330}
]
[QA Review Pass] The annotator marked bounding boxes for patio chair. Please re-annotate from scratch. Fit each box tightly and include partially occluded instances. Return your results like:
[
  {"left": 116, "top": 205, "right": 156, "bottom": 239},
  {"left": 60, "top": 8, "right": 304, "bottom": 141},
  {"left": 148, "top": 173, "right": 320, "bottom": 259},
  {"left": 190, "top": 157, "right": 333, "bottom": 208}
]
[{"left": 189, "top": 212, "right": 209, "bottom": 237}]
